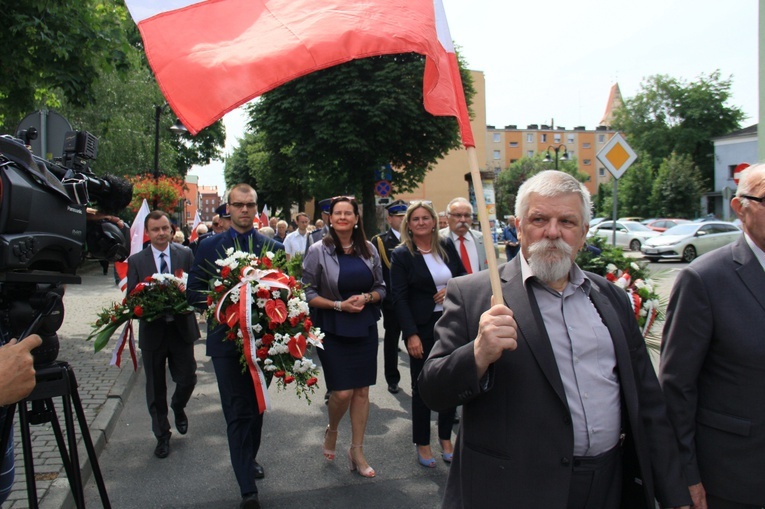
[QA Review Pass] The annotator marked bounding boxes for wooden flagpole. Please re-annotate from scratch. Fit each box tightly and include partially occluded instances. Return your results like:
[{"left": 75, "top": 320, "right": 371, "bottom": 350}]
[{"left": 466, "top": 146, "right": 503, "bottom": 304}]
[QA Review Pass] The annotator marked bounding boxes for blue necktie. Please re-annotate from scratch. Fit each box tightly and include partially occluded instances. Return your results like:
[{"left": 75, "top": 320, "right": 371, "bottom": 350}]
[{"left": 159, "top": 252, "right": 169, "bottom": 274}]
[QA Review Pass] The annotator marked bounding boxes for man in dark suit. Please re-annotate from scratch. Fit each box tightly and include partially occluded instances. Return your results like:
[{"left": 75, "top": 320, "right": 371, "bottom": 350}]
[
  {"left": 305, "top": 198, "right": 331, "bottom": 251},
  {"left": 371, "top": 199, "right": 407, "bottom": 394},
  {"left": 419, "top": 170, "right": 690, "bottom": 509},
  {"left": 439, "top": 197, "right": 488, "bottom": 273},
  {"left": 127, "top": 210, "right": 200, "bottom": 459},
  {"left": 661, "top": 163, "right": 765, "bottom": 509},
  {"left": 187, "top": 184, "right": 283, "bottom": 509}
]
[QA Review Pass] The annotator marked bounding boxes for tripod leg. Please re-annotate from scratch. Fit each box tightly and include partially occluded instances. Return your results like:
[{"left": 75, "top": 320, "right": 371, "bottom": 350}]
[
  {"left": 66, "top": 366, "right": 111, "bottom": 509},
  {"left": 61, "top": 393, "right": 86, "bottom": 508},
  {"left": 43, "top": 399, "right": 79, "bottom": 501},
  {"left": 18, "top": 401, "right": 39, "bottom": 509}
]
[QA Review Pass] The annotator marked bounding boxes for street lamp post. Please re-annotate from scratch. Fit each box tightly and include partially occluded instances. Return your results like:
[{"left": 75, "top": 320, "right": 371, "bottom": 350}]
[
  {"left": 542, "top": 144, "right": 569, "bottom": 170},
  {"left": 152, "top": 103, "right": 188, "bottom": 209}
]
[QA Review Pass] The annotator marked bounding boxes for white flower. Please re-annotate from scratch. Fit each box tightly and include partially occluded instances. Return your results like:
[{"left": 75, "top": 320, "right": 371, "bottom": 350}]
[
  {"left": 225, "top": 247, "right": 235, "bottom": 256},
  {"left": 265, "top": 251, "right": 275, "bottom": 260},
  {"left": 606, "top": 263, "right": 617, "bottom": 273},
  {"left": 634, "top": 279, "right": 646, "bottom": 290},
  {"left": 256, "top": 298, "right": 268, "bottom": 308},
  {"left": 213, "top": 279, "right": 223, "bottom": 287},
  {"left": 253, "top": 323, "right": 263, "bottom": 334},
  {"left": 271, "top": 290, "right": 282, "bottom": 299},
  {"left": 630, "top": 262, "right": 640, "bottom": 271}
]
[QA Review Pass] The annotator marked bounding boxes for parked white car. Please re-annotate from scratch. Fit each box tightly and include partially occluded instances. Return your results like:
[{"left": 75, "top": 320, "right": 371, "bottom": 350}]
[
  {"left": 588, "top": 220, "right": 660, "bottom": 251},
  {"left": 640, "top": 221, "right": 741, "bottom": 262}
]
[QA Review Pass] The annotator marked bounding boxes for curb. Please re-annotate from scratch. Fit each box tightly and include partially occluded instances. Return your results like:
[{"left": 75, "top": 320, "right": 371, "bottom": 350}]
[{"left": 39, "top": 362, "right": 142, "bottom": 509}]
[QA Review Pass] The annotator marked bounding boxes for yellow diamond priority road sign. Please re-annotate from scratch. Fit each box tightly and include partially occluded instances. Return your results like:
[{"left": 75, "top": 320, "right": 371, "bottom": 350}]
[{"left": 596, "top": 133, "right": 637, "bottom": 179}]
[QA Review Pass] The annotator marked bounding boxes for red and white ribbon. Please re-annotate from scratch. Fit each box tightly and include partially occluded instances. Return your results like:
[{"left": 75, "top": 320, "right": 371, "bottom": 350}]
[{"left": 110, "top": 320, "right": 138, "bottom": 371}]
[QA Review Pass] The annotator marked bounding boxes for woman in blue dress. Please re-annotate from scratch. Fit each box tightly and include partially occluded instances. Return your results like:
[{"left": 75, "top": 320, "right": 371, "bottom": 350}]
[{"left": 302, "top": 196, "right": 385, "bottom": 478}]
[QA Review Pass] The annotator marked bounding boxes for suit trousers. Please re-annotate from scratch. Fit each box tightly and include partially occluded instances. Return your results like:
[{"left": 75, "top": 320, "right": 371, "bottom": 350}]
[
  {"left": 408, "top": 312, "right": 455, "bottom": 446},
  {"left": 381, "top": 304, "right": 401, "bottom": 386},
  {"left": 142, "top": 320, "right": 197, "bottom": 439},
  {"left": 211, "top": 356, "right": 263, "bottom": 497},
  {"left": 567, "top": 444, "right": 622, "bottom": 509},
  {"left": 706, "top": 494, "right": 765, "bottom": 509}
]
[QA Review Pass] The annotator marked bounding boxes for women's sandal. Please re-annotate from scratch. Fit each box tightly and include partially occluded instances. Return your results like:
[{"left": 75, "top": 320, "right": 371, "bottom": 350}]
[
  {"left": 323, "top": 426, "right": 338, "bottom": 461},
  {"left": 417, "top": 447, "right": 437, "bottom": 468},
  {"left": 348, "top": 445, "right": 376, "bottom": 477}
]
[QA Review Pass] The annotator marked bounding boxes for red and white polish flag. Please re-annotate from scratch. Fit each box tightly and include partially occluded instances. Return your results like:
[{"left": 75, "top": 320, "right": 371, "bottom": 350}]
[{"left": 125, "top": 0, "right": 474, "bottom": 147}]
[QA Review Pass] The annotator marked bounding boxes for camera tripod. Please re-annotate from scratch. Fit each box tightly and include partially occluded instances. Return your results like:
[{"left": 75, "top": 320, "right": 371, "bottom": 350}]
[{"left": 0, "top": 361, "right": 111, "bottom": 508}]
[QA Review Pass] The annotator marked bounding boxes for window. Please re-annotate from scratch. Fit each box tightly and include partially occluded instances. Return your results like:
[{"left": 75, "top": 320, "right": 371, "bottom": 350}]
[
  {"left": 583, "top": 159, "right": 591, "bottom": 165},
  {"left": 526, "top": 133, "right": 533, "bottom": 142},
  {"left": 509, "top": 141, "right": 519, "bottom": 147},
  {"left": 540, "top": 133, "right": 547, "bottom": 143},
  {"left": 598, "top": 134, "right": 606, "bottom": 143},
  {"left": 527, "top": 150, "right": 534, "bottom": 158},
  {"left": 493, "top": 150, "right": 501, "bottom": 160},
  {"left": 493, "top": 133, "right": 501, "bottom": 143},
  {"left": 582, "top": 142, "right": 591, "bottom": 149},
  {"left": 728, "top": 164, "right": 738, "bottom": 179},
  {"left": 599, "top": 167, "right": 605, "bottom": 177},
  {"left": 554, "top": 134, "right": 561, "bottom": 143},
  {"left": 567, "top": 135, "right": 575, "bottom": 143}
]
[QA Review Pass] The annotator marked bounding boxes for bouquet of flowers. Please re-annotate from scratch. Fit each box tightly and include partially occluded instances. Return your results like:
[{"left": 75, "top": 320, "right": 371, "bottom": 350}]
[
  {"left": 576, "top": 236, "right": 664, "bottom": 347},
  {"left": 202, "top": 247, "right": 323, "bottom": 405},
  {"left": 88, "top": 271, "right": 195, "bottom": 353}
]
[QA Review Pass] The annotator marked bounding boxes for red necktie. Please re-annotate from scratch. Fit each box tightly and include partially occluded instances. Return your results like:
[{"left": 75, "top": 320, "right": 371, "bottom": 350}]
[{"left": 459, "top": 236, "right": 472, "bottom": 274}]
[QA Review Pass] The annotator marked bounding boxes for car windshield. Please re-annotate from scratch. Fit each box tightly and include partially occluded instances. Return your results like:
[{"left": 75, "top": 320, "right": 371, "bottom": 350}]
[
  {"left": 663, "top": 224, "right": 698, "bottom": 235},
  {"left": 624, "top": 222, "right": 652, "bottom": 232}
]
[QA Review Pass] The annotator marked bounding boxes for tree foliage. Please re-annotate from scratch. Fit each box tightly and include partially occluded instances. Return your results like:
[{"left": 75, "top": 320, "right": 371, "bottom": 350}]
[
  {"left": 650, "top": 153, "right": 705, "bottom": 218},
  {"left": 0, "top": 1, "right": 131, "bottom": 129},
  {"left": 612, "top": 71, "right": 745, "bottom": 187},
  {"left": 243, "top": 52, "right": 475, "bottom": 231},
  {"left": 595, "top": 161, "right": 655, "bottom": 219},
  {"left": 494, "top": 155, "right": 587, "bottom": 219}
]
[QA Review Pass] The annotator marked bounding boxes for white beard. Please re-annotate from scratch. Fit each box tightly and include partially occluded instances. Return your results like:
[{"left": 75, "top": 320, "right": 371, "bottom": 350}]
[{"left": 527, "top": 238, "right": 574, "bottom": 284}]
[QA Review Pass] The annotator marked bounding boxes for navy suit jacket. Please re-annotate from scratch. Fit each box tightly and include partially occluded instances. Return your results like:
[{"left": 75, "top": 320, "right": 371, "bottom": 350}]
[
  {"left": 419, "top": 257, "right": 690, "bottom": 509},
  {"left": 126, "top": 242, "right": 200, "bottom": 351},
  {"left": 390, "top": 238, "right": 466, "bottom": 339},
  {"left": 187, "top": 229, "right": 284, "bottom": 358},
  {"left": 661, "top": 236, "right": 765, "bottom": 505}
]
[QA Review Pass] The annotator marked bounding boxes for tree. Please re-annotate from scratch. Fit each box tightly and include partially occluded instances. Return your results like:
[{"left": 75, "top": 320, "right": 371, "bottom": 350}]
[
  {"left": 650, "top": 153, "right": 705, "bottom": 218},
  {"left": 0, "top": 1, "right": 131, "bottom": 130},
  {"left": 596, "top": 161, "right": 655, "bottom": 219},
  {"left": 247, "top": 52, "right": 475, "bottom": 233},
  {"left": 612, "top": 72, "right": 745, "bottom": 187},
  {"left": 494, "top": 155, "right": 586, "bottom": 219}
]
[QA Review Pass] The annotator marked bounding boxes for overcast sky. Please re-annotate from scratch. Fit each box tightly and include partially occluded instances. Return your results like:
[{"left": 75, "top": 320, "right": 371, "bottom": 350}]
[{"left": 189, "top": 0, "right": 760, "bottom": 192}]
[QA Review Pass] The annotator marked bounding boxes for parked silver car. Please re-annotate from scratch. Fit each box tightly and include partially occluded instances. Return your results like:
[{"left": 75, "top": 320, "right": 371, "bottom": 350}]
[
  {"left": 588, "top": 220, "right": 660, "bottom": 251},
  {"left": 640, "top": 221, "right": 741, "bottom": 262}
]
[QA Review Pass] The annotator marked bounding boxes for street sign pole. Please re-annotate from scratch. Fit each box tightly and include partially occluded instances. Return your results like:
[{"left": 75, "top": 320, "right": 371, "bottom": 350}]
[{"left": 596, "top": 133, "right": 638, "bottom": 247}]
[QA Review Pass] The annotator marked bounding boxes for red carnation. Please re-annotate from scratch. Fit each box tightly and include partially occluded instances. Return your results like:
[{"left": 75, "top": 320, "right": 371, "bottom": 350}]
[
  {"left": 289, "top": 316, "right": 300, "bottom": 327},
  {"left": 274, "top": 370, "right": 285, "bottom": 378},
  {"left": 134, "top": 305, "right": 144, "bottom": 317},
  {"left": 283, "top": 376, "right": 295, "bottom": 384},
  {"left": 256, "top": 347, "right": 269, "bottom": 360},
  {"left": 306, "top": 377, "right": 318, "bottom": 387},
  {"left": 130, "top": 283, "right": 146, "bottom": 295},
  {"left": 220, "top": 266, "right": 231, "bottom": 278},
  {"left": 144, "top": 276, "right": 153, "bottom": 282},
  {"left": 303, "top": 318, "right": 313, "bottom": 332},
  {"left": 261, "top": 257, "right": 272, "bottom": 269},
  {"left": 257, "top": 288, "right": 271, "bottom": 299},
  {"left": 206, "top": 295, "right": 214, "bottom": 306},
  {"left": 215, "top": 284, "right": 226, "bottom": 293},
  {"left": 261, "top": 334, "right": 275, "bottom": 346},
  {"left": 605, "top": 273, "right": 617, "bottom": 282},
  {"left": 265, "top": 299, "right": 288, "bottom": 324}
]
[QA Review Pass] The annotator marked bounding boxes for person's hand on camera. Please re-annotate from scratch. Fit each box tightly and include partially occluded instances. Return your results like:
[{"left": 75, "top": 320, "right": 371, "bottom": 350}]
[{"left": 0, "top": 335, "right": 42, "bottom": 405}]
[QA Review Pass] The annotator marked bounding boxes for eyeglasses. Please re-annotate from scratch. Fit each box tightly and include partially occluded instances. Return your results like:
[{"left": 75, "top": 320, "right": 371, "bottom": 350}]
[
  {"left": 229, "top": 202, "right": 257, "bottom": 210},
  {"left": 740, "top": 194, "right": 765, "bottom": 204}
]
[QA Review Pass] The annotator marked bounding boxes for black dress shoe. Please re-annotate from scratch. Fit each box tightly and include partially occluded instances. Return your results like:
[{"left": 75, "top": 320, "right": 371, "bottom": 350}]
[
  {"left": 253, "top": 461, "right": 265, "bottom": 479},
  {"left": 240, "top": 493, "right": 261, "bottom": 509},
  {"left": 154, "top": 436, "right": 170, "bottom": 458},
  {"left": 173, "top": 408, "right": 188, "bottom": 435},
  {"left": 387, "top": 383, "right": 400, "bottom": 394}
]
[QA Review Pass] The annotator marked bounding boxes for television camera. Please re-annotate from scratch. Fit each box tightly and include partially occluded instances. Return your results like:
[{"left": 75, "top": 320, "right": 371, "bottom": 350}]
[{"left": 0, "top": 128, "right": 133, "bottom": 365}]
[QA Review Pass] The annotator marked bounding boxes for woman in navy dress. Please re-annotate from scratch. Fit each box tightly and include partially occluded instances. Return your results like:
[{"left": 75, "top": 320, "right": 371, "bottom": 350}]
[
  {"left": 302, "top": 196, "right": 385, "bottom": 478},
  {"left": 390, "top": 201, "right": 466, "bottom": 468}
]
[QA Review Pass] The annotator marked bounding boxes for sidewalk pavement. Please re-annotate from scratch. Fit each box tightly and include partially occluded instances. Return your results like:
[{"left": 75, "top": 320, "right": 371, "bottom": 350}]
[{"left": 4, "top": 261, "right": 138, "bottom": 509}]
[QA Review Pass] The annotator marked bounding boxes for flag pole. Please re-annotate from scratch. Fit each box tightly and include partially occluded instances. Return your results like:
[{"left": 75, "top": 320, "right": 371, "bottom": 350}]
[{"left": 466, "top": 146, "right": 503, "bottom": 304}]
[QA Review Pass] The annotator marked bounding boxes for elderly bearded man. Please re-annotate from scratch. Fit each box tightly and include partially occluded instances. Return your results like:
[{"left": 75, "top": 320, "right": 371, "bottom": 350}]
[{"left": 419, "top": 170, "right": 690, "bottom": 509}]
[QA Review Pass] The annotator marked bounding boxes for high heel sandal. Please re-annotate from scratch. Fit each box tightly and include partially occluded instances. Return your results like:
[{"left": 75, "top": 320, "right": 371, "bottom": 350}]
[
  {"left": 440, "top": 440, "right": 454, "bottom": 463},
  {"left": 348, "top": 444, "right": 375, "bottom": 478},
  {"left": 323, "top": 426, "right": 338, "bottom": 461},
  {"left": 417, "top": 446, "right": 437, "bottom": 468}
]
